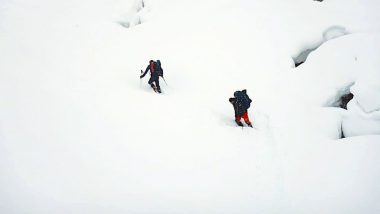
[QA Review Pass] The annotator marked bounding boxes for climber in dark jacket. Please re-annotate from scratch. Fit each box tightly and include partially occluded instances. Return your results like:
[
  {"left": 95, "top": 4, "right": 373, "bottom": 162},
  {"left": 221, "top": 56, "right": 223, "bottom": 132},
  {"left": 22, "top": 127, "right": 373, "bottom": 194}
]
[
  {"left": 140, "top": 60, "right": 164, "bottom": 93},
  {"left": 229, "top": 89, "right": 253, "bottom": 127}
]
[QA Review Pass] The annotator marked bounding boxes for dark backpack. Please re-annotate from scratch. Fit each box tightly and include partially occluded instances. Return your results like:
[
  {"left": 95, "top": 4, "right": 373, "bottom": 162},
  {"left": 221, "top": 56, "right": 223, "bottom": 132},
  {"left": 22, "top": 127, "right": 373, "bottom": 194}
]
[
  {"left": 234, "top": 90, "right": 252, "bottom": 110},
  {"left": 155, "top": 60, "right": 163, "bottom": 76}
]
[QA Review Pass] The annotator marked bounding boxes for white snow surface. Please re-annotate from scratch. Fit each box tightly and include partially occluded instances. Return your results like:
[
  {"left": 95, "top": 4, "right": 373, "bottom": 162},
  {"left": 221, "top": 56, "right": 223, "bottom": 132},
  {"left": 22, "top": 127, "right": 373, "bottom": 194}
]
[{"left": 1, "top": 0, "right": 380, "bottom": 213}]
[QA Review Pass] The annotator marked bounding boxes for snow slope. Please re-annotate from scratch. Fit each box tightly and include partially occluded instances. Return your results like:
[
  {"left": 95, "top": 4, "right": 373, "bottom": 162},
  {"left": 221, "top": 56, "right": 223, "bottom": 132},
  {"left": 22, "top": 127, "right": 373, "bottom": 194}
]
[{"left": 1, "top": 0, "right": 380, "bottom": 213}]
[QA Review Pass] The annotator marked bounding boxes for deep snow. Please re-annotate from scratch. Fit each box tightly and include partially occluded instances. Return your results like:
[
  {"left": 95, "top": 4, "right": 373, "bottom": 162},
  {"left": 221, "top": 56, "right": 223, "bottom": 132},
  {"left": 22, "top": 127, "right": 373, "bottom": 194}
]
[{"left": 1, "top": 0, "right": 380, "bottom": 213}]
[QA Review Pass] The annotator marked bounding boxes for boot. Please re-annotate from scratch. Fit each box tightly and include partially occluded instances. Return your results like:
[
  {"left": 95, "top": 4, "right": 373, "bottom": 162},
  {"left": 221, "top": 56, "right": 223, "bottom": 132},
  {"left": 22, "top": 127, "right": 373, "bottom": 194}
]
[
  {"left": 236, "top": 121, "right": 244, "bottom": 127},
  {"left": 246, "top": 121, "right": 253, "bottom": 128}
]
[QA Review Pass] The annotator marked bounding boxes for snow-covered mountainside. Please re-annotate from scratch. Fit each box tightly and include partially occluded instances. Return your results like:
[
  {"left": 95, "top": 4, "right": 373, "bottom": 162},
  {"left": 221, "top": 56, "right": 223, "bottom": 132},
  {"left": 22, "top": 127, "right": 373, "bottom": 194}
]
[{"left": 1, "top": 0, "right": 380, "bottom": 213}]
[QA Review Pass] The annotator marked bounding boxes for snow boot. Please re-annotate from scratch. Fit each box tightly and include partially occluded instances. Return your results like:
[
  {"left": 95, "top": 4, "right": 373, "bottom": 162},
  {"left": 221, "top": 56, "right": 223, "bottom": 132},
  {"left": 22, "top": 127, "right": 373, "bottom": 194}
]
[
  {"left": 246, "top": 121, "right": 253, "bottom": 128},
  {"left": 236, "top": 121, "right": 244, "bottom": 127}
]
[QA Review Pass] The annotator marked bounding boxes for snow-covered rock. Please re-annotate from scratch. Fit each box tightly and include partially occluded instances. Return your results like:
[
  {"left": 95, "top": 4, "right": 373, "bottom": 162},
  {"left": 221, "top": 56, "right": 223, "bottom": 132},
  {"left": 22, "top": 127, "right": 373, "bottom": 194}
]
[
  {"left": 292, "top": 33, "right": 380, "bottom": 137},
  {"left": 343, "top": 97, "right": 380, "bottom": 137}
]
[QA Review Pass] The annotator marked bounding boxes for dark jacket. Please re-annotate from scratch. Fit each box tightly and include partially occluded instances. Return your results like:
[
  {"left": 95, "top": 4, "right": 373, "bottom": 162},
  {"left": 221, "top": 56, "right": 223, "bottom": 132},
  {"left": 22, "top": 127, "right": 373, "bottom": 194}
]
[
  {"left": 140, "top": 61, "right": 163, "bottom": 79},
  {"left": 229, "top": 89, "right": 249, "bottom": 116},
  {"left": 229, "top": 98, "right": 247, "bottom": 116}
]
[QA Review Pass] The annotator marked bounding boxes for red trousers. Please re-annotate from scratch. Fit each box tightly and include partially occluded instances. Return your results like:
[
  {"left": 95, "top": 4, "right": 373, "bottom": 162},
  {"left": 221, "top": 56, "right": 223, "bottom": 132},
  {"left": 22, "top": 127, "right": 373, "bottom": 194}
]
[{"left": 236, "top": 112, "right": 251, "bottom": 123}]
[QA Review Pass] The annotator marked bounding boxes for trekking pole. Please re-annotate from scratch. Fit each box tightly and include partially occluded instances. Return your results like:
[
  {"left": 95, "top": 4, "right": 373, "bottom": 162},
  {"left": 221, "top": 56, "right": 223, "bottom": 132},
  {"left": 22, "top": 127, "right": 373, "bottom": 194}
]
[
  {"left": 140, "top": 70, "right": 143, "bottom": 88},
  {"left": 162, "top": 76, "right": 168, "bottom": 86}
]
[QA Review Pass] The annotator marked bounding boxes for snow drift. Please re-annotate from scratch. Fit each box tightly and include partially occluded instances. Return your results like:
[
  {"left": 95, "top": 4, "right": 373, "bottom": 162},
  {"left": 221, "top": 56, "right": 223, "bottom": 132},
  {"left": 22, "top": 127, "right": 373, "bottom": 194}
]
[{"left": 1, "top": 0, "right": 380, "bottom": 213}]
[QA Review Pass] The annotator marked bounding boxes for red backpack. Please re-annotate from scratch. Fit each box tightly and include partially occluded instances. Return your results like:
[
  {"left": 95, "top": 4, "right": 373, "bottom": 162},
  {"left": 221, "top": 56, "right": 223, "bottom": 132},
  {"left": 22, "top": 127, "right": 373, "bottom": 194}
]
[{"left": 150, "top": 60, "right": 163, "bottom": 76}]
